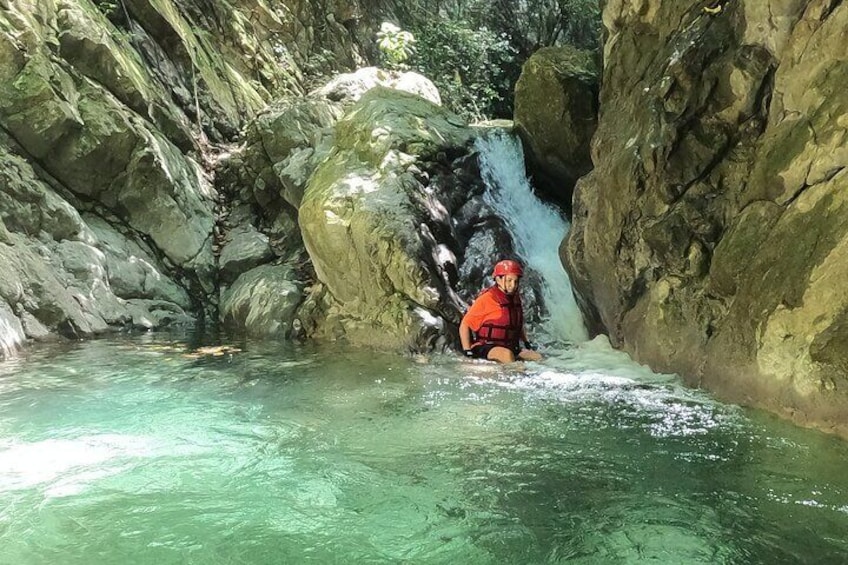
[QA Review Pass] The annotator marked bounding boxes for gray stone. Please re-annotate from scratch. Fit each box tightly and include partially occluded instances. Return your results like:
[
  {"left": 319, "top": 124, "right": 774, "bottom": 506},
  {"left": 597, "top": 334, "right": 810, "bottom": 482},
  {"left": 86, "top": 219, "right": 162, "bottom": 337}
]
[
  {"left": 220, "top": 265, "right": 303, "bottom": 337},
  {"left": 298, "top": 87, "right": 474, "bottom": 350},
  {"left": 312, "top": 67, "right": 442, "bottom": 106},
  {"left": 219, "top": 225, "right": 275, "bottom": 283}
]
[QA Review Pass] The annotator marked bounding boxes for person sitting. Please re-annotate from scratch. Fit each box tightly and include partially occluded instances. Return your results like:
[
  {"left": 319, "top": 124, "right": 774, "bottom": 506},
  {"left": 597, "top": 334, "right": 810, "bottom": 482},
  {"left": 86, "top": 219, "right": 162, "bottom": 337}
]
[{"left": 459, "top": 259, "right": 543, "bottom": 363}]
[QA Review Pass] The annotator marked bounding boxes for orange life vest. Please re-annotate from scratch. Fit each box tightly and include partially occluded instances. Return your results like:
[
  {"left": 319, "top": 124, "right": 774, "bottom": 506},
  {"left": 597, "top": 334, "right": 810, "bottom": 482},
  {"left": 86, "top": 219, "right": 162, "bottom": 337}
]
[{"left": 474, "top": 285, "right": 523, "bottom": 349}]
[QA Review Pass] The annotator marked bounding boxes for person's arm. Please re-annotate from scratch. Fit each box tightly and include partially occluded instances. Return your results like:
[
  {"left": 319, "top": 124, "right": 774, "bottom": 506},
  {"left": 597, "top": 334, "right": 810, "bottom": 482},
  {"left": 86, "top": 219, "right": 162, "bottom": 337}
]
[
  {"left": 518, "top": 313, "right": 543, "bottom": 360},
  {"left": 459, "top": 319, "right": 474, "bottom": 352},
  {"left": 460, "top": 293, "right": 492, "bottom": 355},
  {"left": 519, "top": 310, "right": 538, "bottom": 353}
]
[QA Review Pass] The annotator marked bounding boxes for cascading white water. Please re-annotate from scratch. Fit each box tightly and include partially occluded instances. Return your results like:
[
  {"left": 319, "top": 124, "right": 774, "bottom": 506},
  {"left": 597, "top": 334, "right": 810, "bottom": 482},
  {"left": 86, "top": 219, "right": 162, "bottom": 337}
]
[{"left": 475, "top": 129, "right": 588, "bottom": 345}]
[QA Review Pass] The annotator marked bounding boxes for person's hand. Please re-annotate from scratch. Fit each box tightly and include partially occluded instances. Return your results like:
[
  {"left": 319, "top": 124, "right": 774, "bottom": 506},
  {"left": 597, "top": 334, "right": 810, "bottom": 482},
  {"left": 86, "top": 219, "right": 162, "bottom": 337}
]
[{"left": 463, "top": 349, "right": 474, "bottom": 358}]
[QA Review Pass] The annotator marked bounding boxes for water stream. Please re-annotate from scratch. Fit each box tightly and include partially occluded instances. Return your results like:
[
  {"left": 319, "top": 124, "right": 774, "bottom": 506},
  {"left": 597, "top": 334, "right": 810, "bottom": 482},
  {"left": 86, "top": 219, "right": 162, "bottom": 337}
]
[
  {"left": 1, "top": 133, "right": 847, "bottom": 563},
  {"left": 2, "top": 335, "right": 848, "bottom": 564},
  {"left": 476, "top": 130, "right": 588, "bottom": 344}
]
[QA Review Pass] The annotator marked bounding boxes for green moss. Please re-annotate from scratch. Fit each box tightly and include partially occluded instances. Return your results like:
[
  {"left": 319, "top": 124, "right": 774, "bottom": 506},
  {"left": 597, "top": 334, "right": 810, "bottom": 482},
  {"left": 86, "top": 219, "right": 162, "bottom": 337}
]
[
  {"left": 531, "top": 46, "right": 598, "bottom": 82},
  {"left": 1, "top": 55, "right": 80, "bottom": 158}
]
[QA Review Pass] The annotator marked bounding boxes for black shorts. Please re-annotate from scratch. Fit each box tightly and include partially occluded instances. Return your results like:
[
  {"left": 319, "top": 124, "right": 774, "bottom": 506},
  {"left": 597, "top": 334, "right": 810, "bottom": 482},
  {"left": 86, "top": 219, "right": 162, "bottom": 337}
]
[{"left": 469, "top": 343, "right": 520, "bottom": 359}]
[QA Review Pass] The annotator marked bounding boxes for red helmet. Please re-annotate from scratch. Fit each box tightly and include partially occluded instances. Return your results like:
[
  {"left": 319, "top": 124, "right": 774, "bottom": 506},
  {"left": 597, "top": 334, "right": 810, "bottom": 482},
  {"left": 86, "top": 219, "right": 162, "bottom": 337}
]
[{"left": 492, "top": 259, "right": 523, "bottom": 278}]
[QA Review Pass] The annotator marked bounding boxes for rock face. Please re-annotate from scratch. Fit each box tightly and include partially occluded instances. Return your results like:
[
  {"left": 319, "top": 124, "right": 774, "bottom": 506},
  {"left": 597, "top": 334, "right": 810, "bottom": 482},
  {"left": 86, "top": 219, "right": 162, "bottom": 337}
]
[
  {"left": 0, "top": 145, "right": 195, "bottom": 337},
  {"left": 0, "top": 0, "right": 367, "bottom": 348},
  {"left": 563, "top": 0, "right": 848, "bottom": 435},
  {"left": 513, "top": 46, "right": 598, "bottom": 209}
]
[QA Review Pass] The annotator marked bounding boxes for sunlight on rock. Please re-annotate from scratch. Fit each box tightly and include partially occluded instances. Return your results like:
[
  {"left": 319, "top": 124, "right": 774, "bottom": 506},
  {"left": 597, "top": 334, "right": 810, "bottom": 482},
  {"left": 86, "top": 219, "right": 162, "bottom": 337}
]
[{"left": 323, "top": 209, "right": 346, "bottom": 225}]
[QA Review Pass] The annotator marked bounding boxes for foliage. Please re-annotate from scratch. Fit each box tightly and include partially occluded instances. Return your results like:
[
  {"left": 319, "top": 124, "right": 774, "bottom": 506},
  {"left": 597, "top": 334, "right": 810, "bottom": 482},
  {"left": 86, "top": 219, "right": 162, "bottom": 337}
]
[
  {"left": 93, "top": 0, "right": 119, "bottom": 15},
  {"left": 409, "top": 20, "right": 518, "bottom": 121},
  {"left": 376, "top": 22, "right": 417, "bottom": 69},
  {"left": 367, "top": 0, "right": 601, "bottom": 53},
  {"left": 363, "top": 0, "right": 601, "bottom": 120},
  {"left": 486, "top": 0, "right": 602, "bottom": 55}
]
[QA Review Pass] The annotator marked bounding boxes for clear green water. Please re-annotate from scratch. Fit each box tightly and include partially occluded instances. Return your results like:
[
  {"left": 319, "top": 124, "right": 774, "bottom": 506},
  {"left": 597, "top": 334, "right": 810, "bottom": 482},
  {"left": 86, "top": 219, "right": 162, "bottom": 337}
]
[{"left": 1, "top": 333, "right": 847, "bottom": 564}]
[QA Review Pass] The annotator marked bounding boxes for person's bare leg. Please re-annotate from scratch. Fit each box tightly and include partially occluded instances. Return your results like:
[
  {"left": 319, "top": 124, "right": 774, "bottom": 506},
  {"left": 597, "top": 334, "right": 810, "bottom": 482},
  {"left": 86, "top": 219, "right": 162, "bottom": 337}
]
[
  {"left": 518, "top": 349, "right": 542, "bottom": 362},
  {"left": 486, "top": 346, "right": 516, "bottom": 363}
]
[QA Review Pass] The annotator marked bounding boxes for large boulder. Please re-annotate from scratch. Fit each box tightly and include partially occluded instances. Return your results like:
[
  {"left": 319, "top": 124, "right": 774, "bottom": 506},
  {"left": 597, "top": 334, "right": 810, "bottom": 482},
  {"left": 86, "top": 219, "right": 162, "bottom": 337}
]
[
  {"left": 219, "top": 265, "right": 303, "bottom": 337},
  {"left": 313, "top": 66, "right": 442, "bottom": 106},
  {"left": 564, "top": 0, "right": 848, "bottom": 436},
  {"left": 298, "top": 87, "right": 475, "bottom": 350},
  {"left": 514, "top": 46, "right": 598, "bottom": 209}
]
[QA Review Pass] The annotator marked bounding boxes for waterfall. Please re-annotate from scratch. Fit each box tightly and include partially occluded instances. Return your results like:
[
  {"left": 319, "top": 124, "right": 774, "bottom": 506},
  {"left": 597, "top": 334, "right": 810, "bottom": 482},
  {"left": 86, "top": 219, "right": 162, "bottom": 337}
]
[{"left": 475, "top": 130, "right": 588, "bottom": 345}]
